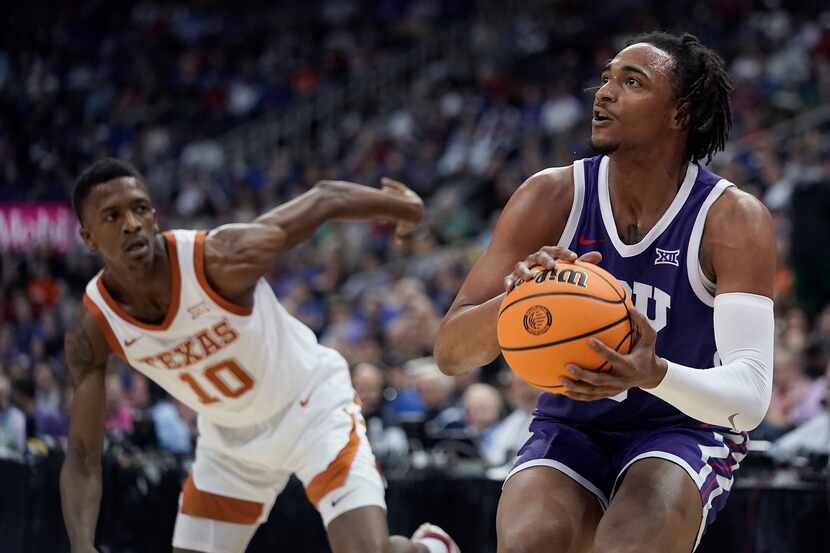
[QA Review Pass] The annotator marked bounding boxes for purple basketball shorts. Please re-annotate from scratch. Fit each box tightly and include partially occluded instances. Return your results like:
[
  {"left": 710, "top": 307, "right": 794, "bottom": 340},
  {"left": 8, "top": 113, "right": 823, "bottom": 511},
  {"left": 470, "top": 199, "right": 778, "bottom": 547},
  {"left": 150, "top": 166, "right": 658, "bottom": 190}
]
[{"left": 506, "top": 418, "right": 748, "bottom": 549}]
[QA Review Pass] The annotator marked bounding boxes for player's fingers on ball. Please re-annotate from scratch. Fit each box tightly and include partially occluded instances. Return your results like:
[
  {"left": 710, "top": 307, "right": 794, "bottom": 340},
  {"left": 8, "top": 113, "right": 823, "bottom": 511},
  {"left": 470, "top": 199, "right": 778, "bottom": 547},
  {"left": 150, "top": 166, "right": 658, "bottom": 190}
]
[
  {"left": 559, "top": 376, "right": 598, "bottom": 395},
  {"left": 561, "top": 389, "right": 602, "bottom": 402},
  {"left": 591, "top": 387, "right": 626, "bottom": 399},
  {"left": 588, "top": 338, "right": 627, "bottom": 365},
  {"left": 542, "top": 245, "right": 577, "bottom": 261},
  {"left": 524, "top": 252, "right": 542, "bottom": 269},
  {"left": 629, "top": 308, "right": 655, "bottom": 341},
  {"left": 564, "top": 385, "right": 617, "bottom": 399},
  {"left": 567, "top": 365, "right": 612, "bottom": 386},
  {"left": 514, "top": 261, "right": 535, "bottom": 280},
  {"left": 533, "top": 251, "right": 556, "bottom": 269},
  {"left": 577, "top": 251, "right": 603, "bottom": 264}
]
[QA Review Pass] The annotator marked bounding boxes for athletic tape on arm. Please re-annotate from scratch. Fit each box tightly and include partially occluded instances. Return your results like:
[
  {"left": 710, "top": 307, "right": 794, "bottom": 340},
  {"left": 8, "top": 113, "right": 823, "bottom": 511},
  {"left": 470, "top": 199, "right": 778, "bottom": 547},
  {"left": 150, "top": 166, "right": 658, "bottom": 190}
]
[{"left": 645, "top": 292, "right": 774, "bottom": 431}]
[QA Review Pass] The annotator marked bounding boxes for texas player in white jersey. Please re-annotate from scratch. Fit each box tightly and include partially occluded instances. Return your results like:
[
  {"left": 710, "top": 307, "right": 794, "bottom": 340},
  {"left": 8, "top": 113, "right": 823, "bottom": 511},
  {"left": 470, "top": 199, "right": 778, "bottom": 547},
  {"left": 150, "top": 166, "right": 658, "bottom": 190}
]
[{"left": 60, "top": 158, "right": 460, "bottom": 553}]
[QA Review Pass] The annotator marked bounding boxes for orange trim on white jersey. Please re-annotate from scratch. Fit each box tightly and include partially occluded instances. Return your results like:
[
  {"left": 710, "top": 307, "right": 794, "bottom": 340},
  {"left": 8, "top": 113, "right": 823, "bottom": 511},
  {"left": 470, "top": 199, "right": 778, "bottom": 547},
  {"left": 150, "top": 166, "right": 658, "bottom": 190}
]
[
  {"left": 305, "top": 413, "right": 360, "bottom": 506},
  {"left": 82, "top": 294, "right": 127, "bottom": 360},
  {"left": 193, "top": 230, "right": 253, "bottom": 316},
  {"left": 95, "top": 232, "right": 182, "bottom": 330},
  {"left": 180, "top": 473, "right": 264, "bottom": 525}
]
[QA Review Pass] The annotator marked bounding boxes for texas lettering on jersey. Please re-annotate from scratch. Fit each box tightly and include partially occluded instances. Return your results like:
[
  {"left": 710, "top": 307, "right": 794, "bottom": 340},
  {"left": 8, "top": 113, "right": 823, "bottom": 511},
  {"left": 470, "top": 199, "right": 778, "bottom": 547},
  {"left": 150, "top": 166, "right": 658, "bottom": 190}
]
[{"left": 138, "top": 319, "right": 240, "bottom": 370}]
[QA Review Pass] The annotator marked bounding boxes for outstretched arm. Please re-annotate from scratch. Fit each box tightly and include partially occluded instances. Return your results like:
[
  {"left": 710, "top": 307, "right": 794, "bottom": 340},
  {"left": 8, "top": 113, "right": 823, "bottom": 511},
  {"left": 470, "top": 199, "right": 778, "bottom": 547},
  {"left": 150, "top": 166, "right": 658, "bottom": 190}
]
[
  {"left": 60, "top": 309, "right": 110, "bottom": 553},
  {"left": 202, "top": 178, "right": 423, "bottom": 304}
]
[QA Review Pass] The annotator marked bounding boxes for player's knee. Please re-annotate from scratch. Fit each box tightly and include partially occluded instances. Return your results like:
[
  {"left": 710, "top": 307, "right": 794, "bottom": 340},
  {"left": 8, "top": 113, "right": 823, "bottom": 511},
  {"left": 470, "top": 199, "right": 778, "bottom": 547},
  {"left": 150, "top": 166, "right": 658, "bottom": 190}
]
[
  {"left": 592, "top": 507, "right": 696, "bottom": 553},
  {"left": 498, "top": 516, "right": 577, "bottom": 553}
]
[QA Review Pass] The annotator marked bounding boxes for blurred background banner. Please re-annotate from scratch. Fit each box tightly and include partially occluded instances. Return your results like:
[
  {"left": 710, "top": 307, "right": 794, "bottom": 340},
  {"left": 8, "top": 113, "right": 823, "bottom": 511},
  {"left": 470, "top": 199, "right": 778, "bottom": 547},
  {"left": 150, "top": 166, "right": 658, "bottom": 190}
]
[{"left": 0, "top": 204, "right": 78, "bottom": 253}]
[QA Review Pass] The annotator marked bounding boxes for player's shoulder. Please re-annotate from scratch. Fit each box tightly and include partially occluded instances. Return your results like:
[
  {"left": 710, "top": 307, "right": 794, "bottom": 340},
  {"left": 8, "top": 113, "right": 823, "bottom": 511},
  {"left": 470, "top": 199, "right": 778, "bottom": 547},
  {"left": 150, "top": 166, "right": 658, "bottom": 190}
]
[
  {"left": 504, "top": 165, "right": 575, "bottom": 220},
  {"left": 515, "top": 165, "right": 574, "bottom": 203},
  {"left": 707, "top": 185, "right": 773, "bottom": 234}
]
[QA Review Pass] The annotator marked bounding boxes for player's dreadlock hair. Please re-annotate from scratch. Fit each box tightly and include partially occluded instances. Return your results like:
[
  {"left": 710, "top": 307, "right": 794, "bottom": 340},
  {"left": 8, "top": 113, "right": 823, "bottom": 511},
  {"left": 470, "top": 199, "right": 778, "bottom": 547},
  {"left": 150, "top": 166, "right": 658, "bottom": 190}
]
[
  {"left": 72, "top": 157, "right": 144, "bottom": 223},
  {"left": 626, "top": 32, "right": 733, "bottom": 164}
]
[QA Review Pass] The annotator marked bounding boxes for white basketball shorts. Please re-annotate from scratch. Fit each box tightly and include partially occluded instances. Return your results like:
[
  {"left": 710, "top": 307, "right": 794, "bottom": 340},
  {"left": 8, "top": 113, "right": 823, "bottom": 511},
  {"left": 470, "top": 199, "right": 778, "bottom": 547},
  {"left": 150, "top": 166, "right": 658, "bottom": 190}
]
[{"left": 171, "top": 365, "right": 385, "bottom": 553}]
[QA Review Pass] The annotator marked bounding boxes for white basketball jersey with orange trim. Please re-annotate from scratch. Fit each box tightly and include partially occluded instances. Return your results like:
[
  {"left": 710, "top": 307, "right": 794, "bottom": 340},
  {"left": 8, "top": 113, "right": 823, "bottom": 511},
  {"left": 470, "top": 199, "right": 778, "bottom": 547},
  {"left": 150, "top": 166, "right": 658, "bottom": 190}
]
[{"left": 83, "top": 229, "right": 347, "bottom": 427}]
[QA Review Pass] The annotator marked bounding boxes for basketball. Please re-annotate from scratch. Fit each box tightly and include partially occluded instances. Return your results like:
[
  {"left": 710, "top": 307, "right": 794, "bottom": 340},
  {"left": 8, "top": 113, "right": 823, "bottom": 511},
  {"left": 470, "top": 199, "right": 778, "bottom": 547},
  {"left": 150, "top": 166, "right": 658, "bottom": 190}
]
[{"left": 497, "top": 261, "right": 634, "bottom": 393}]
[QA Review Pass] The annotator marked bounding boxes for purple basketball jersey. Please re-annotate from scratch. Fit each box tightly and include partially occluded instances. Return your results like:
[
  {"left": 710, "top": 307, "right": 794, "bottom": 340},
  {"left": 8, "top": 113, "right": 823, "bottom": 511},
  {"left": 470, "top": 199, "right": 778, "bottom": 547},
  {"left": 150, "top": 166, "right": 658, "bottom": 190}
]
[{"left": 535, "top": 155, "right": 735, "bottom": 430}]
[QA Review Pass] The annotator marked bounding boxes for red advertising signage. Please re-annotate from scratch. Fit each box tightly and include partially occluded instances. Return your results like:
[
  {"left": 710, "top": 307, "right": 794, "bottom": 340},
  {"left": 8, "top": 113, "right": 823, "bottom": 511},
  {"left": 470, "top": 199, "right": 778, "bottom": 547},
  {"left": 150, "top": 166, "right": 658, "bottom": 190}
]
[{"left": 0, "top": 203, "right": 79, "bottom": 253}]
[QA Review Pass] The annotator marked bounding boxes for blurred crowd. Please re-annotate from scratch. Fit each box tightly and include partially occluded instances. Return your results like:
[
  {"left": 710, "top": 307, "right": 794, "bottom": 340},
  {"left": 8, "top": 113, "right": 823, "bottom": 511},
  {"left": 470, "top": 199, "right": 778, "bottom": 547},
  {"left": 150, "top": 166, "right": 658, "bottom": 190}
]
[{"left": 2, "top": 0, "right": 830, "bottom": 473}]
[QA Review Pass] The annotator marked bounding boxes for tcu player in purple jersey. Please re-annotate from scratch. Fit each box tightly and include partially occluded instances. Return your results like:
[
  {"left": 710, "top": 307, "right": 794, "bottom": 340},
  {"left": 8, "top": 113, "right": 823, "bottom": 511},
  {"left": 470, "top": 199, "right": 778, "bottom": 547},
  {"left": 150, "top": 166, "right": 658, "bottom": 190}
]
[{"left": 435, "top": 32, "right": 775, "bottom": 553}]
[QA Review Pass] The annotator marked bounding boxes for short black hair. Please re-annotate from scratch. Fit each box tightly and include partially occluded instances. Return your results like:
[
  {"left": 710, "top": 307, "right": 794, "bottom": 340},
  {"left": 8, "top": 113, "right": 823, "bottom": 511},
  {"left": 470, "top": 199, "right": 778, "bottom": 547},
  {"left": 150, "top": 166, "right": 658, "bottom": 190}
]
[
  {"left": 72, "top": 158, "right": 144, "bottom": 222},
  {"left": 626, "top": 32, "right": 733, "bottom": 164}
]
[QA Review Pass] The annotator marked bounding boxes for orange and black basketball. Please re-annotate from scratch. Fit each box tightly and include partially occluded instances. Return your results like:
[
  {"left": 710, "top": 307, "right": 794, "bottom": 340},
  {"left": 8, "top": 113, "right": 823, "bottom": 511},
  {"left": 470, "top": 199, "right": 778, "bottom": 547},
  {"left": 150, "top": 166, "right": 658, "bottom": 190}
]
[{"left": 497, "top": 261, "right": 634, "bottom": 393}]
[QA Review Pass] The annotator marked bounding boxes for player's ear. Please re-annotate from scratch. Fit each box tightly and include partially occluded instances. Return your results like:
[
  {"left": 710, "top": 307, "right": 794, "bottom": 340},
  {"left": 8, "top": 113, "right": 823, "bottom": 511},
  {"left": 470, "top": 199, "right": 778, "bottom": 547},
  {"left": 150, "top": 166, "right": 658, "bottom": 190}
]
[
  {"left": 79, "top": 225, "right": 97, "bottom": 252},
  {"left": 670, "top": 100, "right": 689, "bottom": 131}
]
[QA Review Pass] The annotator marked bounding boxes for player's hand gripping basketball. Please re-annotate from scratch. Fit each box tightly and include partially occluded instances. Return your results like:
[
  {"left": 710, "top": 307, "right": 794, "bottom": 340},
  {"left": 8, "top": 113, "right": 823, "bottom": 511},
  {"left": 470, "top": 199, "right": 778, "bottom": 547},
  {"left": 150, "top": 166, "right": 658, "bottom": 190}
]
[
  {"left": 504, "top": 246, "right": 602, "bottom": 292},
  {"left": 560, "top": 307, "right": 668, "bottom": 400}
]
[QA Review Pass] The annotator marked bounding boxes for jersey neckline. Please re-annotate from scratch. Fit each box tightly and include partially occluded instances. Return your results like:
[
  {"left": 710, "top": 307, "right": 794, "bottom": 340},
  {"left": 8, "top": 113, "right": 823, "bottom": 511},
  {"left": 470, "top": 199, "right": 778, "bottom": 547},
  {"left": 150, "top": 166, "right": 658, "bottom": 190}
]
[
  {"left": 95, "top": 232, "right": 182, "bottom": 330},
  {"left": 598, "top": 155, "right": 698, "bottom": 258}
]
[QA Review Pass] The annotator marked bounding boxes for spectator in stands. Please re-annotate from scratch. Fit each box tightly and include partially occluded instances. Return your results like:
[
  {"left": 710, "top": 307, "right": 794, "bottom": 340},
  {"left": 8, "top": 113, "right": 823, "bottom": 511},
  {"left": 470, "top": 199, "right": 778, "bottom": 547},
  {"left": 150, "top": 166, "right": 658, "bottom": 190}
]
[
  {"left": 33, "top": 362, "right": 68, "bottom": 437},
  {"left": 0, "top": 374, "right": 26, "bottom": 460},
  {"left": 104, "top": 372, "right": 133, "bottom": 435},
  {"left": 10, "top": 377, "right": 36, "bottom": 440},
  {"left": 37, "top": 309, "right": 64, "bottom": 360},
  {"left": 462, "top": 382, "right": 504, "bottom": 459},
  {"left": 409, "top": 357, "right": 465, "bottom": 437},
  {"left": 0, "top": 327, "right": 19, "bottom": 367},
  {"left": 794, "top": 339, "right": 830, "bottom": 418},
  {"left": 382, "top": 279, "right": 442, "bottom": 362},
  {"left": 768, "top": 364, "right": 830, "bottom": 462},
  {"left": 151, "top": 399, "right": 195, "bottom": 455},
  {"left": 463, "top": 383, "right": 503, "bottom": 434},
  {"left": 481, "top": 375, "right": 540, "bottom": 467},
  {"left": 383, "top": 363, "right": 426, "bottom": 419},
  {"left": 33, "top": 362, "right": 60, "bottom": 414},
  {"left": 752, "top": 347, "right": 815, "bottom": 440},
  {"left": 351, "top": 362, "right": 408, "bottom": 464},
  {"left": 10, "top": 292, "right": 38, "bottom": 354}
]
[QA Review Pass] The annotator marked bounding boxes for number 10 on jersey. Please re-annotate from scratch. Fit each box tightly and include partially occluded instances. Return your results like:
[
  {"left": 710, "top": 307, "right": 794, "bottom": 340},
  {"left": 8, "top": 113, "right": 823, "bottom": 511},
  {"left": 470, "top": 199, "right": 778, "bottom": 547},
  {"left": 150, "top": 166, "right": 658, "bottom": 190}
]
[{"left": 179, "top": 359, "right": 254, "bottom": 404}]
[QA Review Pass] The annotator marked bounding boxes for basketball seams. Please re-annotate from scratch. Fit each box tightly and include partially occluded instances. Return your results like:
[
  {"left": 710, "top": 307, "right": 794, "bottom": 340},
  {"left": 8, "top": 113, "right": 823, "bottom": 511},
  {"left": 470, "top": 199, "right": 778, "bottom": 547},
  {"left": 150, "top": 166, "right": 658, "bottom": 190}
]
[
  {"left": 498, "top": 290, "right": 625, "bottom": 317},
  {"left": 577, "top": 262, "right": 625, "bottom": 301},
  {"left": 597, "top": 329, "right": 633, "bottom": 372},
  {"left": 599, "top": 287, "right": 635, "bottom": 371},
  {"left": 622, "top": 286, "right": 634, "bottom": 353},
  {"left": 501, "top": 312, "right": 630, "bottom": 352},
  {"left": 597, "top": 286, "right": 633, "bottom": 372}
]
